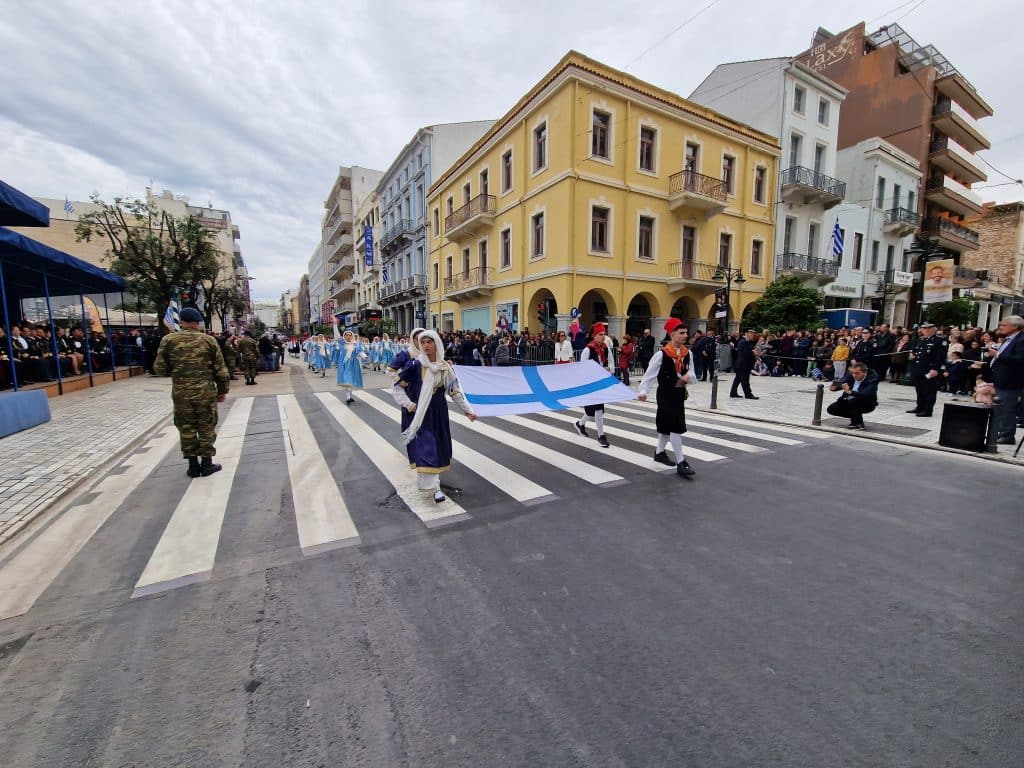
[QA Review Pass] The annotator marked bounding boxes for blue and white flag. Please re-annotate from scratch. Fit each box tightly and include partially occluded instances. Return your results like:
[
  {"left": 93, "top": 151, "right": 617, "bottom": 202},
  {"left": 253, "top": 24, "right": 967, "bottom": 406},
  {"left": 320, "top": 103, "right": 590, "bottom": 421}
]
[
  {"left": 831, "top": 219, "right": 844, "bottom": 260},
  {"left": 381, "top": 260, "right": 389, "bottom": 284},
  {"left": 452, "top": 360, "right": 635, "bottom": 417},
  {"left": 63, "top": 196, "right": 75, "bottom": 215},
  {"left": 163, "top": 295, "right": 180, "bottom": 332}
]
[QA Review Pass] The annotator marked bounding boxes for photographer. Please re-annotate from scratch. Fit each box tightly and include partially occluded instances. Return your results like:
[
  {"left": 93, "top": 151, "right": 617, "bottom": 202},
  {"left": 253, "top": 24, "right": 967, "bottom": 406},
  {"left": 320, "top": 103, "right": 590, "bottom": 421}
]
[{"left": 826, "top": 361, "right": 879, "bottom": 430}]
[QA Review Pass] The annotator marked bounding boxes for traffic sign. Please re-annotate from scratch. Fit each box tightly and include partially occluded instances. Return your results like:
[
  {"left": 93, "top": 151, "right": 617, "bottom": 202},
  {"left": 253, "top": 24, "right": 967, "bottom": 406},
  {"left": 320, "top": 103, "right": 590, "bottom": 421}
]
[{"left": 570, "top": 307, "right": 579, "bottom": 318}]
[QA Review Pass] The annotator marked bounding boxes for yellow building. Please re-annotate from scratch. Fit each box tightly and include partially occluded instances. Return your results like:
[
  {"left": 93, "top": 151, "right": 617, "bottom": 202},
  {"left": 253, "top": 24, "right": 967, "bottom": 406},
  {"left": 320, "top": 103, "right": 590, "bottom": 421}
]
[{"left": 427, "top": 51, "right": 779, "bottom": 338}]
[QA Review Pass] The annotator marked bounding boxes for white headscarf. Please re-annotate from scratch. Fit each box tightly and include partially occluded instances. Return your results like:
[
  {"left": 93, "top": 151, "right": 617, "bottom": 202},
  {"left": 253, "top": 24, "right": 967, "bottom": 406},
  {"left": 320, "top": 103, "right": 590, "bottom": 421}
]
[
  {"left": 408, "top": 327, "right": 425, "bottom": 353},
  {"left": 401, "top": 330, "right": 451, "bottom": 444}
]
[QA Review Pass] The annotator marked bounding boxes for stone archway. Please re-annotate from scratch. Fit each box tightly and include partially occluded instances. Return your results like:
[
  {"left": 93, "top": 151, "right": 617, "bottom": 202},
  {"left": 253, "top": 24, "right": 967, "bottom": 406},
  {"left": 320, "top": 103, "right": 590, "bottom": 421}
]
[
  {"left": 670, "top": 296, "right": 700, "bottom": 332},
  {"left": 526, "top": 288, "right": 558, "bottom": 334},
  {"left": 626, "top": 292, "right": 662, "bottom": 338}
]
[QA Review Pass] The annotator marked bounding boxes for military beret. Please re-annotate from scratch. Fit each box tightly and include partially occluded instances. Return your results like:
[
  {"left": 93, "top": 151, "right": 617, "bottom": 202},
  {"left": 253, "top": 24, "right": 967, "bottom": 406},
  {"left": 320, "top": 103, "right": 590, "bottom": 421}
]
[{"left": 179, "top": 307, "right": 204, "bottom": 323}]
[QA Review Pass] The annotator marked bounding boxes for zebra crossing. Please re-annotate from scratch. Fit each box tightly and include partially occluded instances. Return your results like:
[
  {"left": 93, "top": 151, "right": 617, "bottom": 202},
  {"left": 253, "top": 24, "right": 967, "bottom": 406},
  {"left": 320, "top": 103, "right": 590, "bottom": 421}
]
[{"left": 0, "top": 389, "right": 824, "bottom": 620}]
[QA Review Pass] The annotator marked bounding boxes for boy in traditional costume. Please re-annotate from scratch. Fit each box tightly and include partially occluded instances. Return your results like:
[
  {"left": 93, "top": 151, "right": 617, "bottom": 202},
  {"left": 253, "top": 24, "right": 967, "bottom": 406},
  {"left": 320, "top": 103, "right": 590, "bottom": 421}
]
[
  {"left": 574, "top": 322, "right": 614, "bottom": 448},
  {"left": 638, "top": 317, "right": 695, "bottom": 477}
]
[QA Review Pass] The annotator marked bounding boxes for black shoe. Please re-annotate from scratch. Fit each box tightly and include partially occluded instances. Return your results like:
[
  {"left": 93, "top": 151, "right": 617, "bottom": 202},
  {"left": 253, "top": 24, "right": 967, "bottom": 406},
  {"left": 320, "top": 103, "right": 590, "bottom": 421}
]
[
  {"left": 676, "top": 461, "right": 696, "bottom": 477},
  {"left": 846, "top": 423, "right": 865, "bottom": 430},
  {"left": 186, "top": 456, "right": 201, "bottom": 478},
  {"left": 597, "top": 435, "right": 610, "bottom": 448},
  {"left": 997, "top": 437, "right": 1016, "bottom": 445},
  {"left": 433, "top": 490, "right": 446, "bottom": 503},
  {"left": 653, "top": 451, "right": 674, "bottom": 466},
  {"left": 574, "top": 421, "right": 588, "bottom": 437},
  {"left": 906, "top": 408, "right": 922, "bottom": 414},
  {"left": 729, "top": 394, "right": 742, "bottom": 398},
  {"left": 745, "top": 396, "right": 759, "bottom": 400},
  {"left": 915, "top": 412, "right": 932, "bottom": 417},
  {"left": 199, "top": 457, "right": 222, "bottom": 476}
]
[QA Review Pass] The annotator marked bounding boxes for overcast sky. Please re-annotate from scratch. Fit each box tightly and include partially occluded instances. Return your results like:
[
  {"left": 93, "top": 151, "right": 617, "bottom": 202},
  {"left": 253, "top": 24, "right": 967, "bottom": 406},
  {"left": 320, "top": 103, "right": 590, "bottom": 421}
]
[{"left": 2, "top": 0, "right": 1019, "bottom": 300}]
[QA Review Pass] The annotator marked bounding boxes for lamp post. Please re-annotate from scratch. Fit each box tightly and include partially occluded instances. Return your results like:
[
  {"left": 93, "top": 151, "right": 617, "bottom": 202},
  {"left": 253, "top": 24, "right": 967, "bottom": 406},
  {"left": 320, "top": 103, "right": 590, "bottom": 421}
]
[{"left": 712, "top": 264, "right": 746, "bottom": 333}]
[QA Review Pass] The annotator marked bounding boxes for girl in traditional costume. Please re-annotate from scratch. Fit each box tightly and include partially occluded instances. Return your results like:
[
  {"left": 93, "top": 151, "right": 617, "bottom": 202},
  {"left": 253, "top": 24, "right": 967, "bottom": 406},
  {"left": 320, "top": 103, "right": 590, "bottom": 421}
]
[
  {"left": 390, "top": 330, "right": 477, "bottom": 503},
  {"left": 369, "top": 337, "right": 382, "bottom": 371},
  {"left": 311, "top": 334, "right": 330, "bottom": 376},
  {"left": 387, "top": 327, "right": 425, "bottom": 379},
  {"left": 380, "top": 333, "right": 395, "bottom": 368},
  {"left": 637, "top": 317, "right": 695, "bottom": 477},
  {"left": 332, "top": 324, "right": 367, "bottom": 403}
]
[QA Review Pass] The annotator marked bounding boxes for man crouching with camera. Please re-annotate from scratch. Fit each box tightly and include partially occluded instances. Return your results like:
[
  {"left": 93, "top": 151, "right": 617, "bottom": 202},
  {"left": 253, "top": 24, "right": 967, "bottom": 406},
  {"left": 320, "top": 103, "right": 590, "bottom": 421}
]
[{"left": 827, "top": 361, "right": 880, "bottom": 430}]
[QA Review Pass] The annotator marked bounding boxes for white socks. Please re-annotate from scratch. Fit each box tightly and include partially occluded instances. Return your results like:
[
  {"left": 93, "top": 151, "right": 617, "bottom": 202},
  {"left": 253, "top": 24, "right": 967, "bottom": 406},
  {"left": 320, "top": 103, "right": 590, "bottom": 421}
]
[
  {"left": 657, "top": 434, "right": 669, "bottom": 453},
  {"left": 669, "top": 433, "right": 684, "bottom": 463},
  {"left": 594, "top": 411, "right": 605, "bottom": 436}
]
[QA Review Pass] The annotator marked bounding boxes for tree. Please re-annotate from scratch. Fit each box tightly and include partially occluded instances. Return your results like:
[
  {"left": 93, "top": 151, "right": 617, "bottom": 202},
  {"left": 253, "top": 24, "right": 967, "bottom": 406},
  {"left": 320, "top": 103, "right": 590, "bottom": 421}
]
[
  {"left": 76, "top": 195, "right": 221, "bottom": 313},
  {"left": 741, "top": 275, "right": 822, "bottom": 333},
  {"left": 923, "top": 297, "right": 975, "bottom": 328}
]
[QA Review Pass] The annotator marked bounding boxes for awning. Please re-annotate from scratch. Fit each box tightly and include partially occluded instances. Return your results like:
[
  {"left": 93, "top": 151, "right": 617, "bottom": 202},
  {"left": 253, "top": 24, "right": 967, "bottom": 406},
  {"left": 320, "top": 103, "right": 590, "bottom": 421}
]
[
  {"left": 0, "top": 180, "right": 49, "bottom": 227},
  {"left": 0, "top": 226, "right": 126, "bottom": 295}
]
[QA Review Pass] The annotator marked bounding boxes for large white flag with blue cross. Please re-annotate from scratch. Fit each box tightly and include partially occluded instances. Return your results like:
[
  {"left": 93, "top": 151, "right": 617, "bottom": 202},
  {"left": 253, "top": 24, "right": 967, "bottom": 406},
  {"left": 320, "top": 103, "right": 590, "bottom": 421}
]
[{"left": 452, "top": 360, "right": 636, "bottom": 417}]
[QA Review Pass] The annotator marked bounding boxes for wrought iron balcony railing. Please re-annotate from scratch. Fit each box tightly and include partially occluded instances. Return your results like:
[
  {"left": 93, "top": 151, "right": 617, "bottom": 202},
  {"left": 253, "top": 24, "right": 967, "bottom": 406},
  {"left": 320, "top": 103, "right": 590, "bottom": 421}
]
[
  {"left": 884, "top": 207, "right": 921, "bottom": 228},
  {"left": 380, "top": 219, "right": 415, "bottom": 251},
  {"left": 667, "top": 170, "right": 727, "bottom": 202},
  {"left": 444, "top": 266, "right": 494, "bottom": 294},
  {"left": 776, "top": 252, "right": 840, "bottom": 277},
  {"left": 665, "top": 260, "right": 722, "bottom": 281},
  {"left": 780, "top": 166, "right": 847, "bottom": 199},
  {"left": 444, "top": 194, "right": 496, "bottom": 234},
  {"left": 921, "top": 216, "right": 980, "bottom": 246}
]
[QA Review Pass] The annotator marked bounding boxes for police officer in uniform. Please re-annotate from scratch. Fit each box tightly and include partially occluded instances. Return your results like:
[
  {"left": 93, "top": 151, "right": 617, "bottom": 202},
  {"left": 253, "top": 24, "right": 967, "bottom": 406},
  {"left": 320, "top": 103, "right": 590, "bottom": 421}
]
[
  {"left": 907, "top": 322, "right": 946, "bottom": 417},
  {"left": 154, "top": 307, "right": 230, "bottom": 478},
  {"left": 850, "top": 328, "right": 877, "bottom": 371}
]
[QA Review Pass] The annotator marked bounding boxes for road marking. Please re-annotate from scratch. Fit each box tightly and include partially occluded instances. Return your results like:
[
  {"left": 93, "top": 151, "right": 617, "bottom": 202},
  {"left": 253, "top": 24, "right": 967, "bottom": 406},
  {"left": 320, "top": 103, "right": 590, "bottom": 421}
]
[
  {"left": 0, "top": 429, "right": 179, "bottom": 620},
  {"left": 537, "top": 410, "right": 728, "bottom": 463},
  {"left": 278, "top": 395, "right": 359, "bottom": 555},
  {"left": 132, "top": 397, "right": 254, "bottom": 598},
  {"left": 359, "top": 393, "right": 557, "bottom": 505},
  {"left": 315, "top": 392, "right": 470, "bottom": 527},
  {"left": 606, "top": 401, "right": 810, "bottom": 444},
  {"left": 573, "top": 407, "right": 768, "bottom": 453}
]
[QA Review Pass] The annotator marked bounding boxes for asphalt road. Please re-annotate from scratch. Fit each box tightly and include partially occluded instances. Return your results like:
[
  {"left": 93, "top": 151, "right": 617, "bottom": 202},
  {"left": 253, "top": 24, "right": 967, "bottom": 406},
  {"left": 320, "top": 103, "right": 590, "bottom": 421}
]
[{"left": 0, "top": 368, "right": 1020, "bottom": 767}]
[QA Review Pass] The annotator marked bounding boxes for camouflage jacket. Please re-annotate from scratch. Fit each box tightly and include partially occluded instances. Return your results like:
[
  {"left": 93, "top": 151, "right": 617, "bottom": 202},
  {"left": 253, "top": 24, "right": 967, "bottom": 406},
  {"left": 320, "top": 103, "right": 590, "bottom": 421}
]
[
  {"left": 235, "top": 336, "right": 259, "bottom": 361},
  {"left": 154, "top": 328, "right": 230, "bottom": 398}
]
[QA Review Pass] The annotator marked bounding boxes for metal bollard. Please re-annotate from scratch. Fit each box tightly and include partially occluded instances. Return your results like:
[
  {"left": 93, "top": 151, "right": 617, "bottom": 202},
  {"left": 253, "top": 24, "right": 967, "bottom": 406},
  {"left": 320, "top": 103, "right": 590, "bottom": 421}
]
[
  {"left": 710, "top": 373, "right": 719, "bottom": 410},
  {"left": 984, "top": 397, "right": 1001, "bottom": 453},
  {"left": 812, "top": 383, "right": 825, "bottom": 426}
]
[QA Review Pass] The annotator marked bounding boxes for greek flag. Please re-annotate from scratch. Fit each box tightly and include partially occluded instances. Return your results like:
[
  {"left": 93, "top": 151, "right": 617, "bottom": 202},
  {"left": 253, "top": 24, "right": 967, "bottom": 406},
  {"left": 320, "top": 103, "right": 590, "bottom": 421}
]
[
  {"left": 63, "top": 197, "right": 75, "bottom": 214},
  {"left": 831, "top": 219, "right": 844, "bottom": 260},
  {"left": 452, "top": 360, "right": 635, "bottom": 417},
  {"left": 163, "top": 295, "right": 180, "bottom": 332},
  {"left": 381, "top": 260, "right": 389, "bottom": 284}
]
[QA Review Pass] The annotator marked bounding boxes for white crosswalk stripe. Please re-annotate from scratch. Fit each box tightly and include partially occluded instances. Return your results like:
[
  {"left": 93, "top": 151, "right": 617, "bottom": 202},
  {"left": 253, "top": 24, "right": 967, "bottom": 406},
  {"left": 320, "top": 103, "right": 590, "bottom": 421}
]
[{"left": 0, "top": 390, "right": 813, "bottom": 616}]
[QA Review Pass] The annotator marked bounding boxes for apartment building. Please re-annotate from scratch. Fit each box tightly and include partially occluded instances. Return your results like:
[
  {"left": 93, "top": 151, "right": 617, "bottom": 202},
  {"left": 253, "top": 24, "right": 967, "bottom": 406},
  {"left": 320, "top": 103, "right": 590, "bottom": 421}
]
[
  {"left": 798, "top": 22, "right": 993, "bottom": 319},
  {"left": 690, "top": 58, "right": 847, "bottom": 287},
  {"left": 828, "top": 138, "right": 922, "bottom": 327},
  {"left": 965, "top": 203, "right": 1024, "bottom": 327},
  {"left": 306, "top": 242, "right": 328, "bottom": 327},
  {"left": 353, "top": 189, "right": 382, "bottom": 320},
  {"left": 323, "top": 166, "right": 382, "bottom": 324},
  {"left": 426, "top": 51, "right": 778, "bottom": 338},
  {"left": 377, "top": 122, "right": 494, "bottom": 334}
]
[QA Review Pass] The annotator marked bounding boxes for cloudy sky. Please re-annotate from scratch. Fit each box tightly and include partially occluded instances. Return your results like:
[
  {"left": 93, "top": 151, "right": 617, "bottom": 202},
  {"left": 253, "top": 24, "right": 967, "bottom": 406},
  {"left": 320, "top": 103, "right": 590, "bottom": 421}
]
[{"left": 2, "top": 0, "right": 1019, "bottom": 300}]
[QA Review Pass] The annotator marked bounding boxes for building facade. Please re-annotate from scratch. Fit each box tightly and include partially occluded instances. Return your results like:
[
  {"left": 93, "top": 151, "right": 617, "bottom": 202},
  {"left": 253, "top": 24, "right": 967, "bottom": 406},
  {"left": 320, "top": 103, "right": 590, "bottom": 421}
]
[
  {"left": 306, "top": 243, "right": 329, "bottom": 328},
  {"left": 377, "top": 122, "right": 495, "bottom": 334},
  {"left": 354, "top": 189, "right": 382, "bottom": 321},
  {"left": 323, "top": 166, "right": 383, "bottom": 325},
  {"left": 426, "top": 52, "right": 779, "bottom": 338},
  {"left": 690, "top": 58, "right": 847, "bottom": 288},
  {"left": 798, "top": 22, "right": 993, "bottom": 321},
  {"left": 965, "top": 202, "right": 1024, "bottom": 327},
  {"left": 827, "top": 138, "right": 922, "bottom": 327}
]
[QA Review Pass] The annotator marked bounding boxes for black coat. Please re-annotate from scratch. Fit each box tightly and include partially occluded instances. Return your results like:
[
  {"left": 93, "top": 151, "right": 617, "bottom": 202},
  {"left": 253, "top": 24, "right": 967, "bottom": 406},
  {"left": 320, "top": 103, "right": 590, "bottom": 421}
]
[
  {"left": 831, "top": 370, "right": 880, "bottom": 408},
  {"left": 990, "top": 332, "right": 1024, "bottom": 389},
  {"left": 734, "top": 338, "right": 756, "bottom": 371}
]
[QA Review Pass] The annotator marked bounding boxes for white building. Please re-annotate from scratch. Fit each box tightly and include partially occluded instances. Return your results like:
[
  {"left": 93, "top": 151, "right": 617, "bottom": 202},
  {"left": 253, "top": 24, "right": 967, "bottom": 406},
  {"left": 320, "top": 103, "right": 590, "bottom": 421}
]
[
  {"left": 306, "top": 242, "right": 327, "bottom": 326},
  {"left": 251, "top": 300, "right": 279, "bottom": 329},
  {"left": 828, "top": 138, "right": 922, "bottom": 328},
  {"left": 690, "top": 58, "right": 847, "bottom": 288},
  {"left": 323, "top": 166, "right": 383, "bottom": 324}
]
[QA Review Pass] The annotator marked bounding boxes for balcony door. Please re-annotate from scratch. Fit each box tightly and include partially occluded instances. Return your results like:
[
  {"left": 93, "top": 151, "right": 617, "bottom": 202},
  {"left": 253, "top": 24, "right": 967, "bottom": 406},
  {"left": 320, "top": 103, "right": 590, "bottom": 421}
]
[
  {"left": 682, "top": 226, "right": 696, "bottom": 278},
  {"left": 685, "top": 143, "right": 699, "bottom": 174}
]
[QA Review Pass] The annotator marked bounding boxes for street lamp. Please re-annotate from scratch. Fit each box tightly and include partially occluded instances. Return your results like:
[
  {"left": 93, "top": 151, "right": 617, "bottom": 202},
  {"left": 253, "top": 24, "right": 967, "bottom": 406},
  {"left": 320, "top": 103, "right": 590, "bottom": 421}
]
[{"left": 712, "top": 264, "right": 745, "bottom": 333}]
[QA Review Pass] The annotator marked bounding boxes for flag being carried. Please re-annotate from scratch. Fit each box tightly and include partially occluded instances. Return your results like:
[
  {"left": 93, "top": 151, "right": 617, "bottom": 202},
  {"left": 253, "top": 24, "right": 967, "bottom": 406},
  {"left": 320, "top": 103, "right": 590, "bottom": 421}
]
[
  {"left": 452, "top": 359, "right": 635, "bottom": 417},
  {"left": 163, "top": 293, "right": 180, "bottom": 332}
]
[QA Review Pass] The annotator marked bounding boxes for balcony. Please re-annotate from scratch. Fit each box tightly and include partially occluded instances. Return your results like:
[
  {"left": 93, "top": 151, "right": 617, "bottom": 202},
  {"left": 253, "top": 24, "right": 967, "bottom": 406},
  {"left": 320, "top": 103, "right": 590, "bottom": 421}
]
[
  {"left": 779, "top": 167, "right": 846, "bottom": 209},
  {"left": 953, "top": 264, "right": 983, "bottom": 287},
  {"left": 929, "top": 135, "right": 987, "bottom": 185},
  {"left": 667, "top": 170, "right": 727, "bottom": 217},
  {"left": 330, "top": 283, "right": 356, "bottom": 304},
  {"left": 444, "top": 194, "right": 497, "bottom": 240},
  {"left": 921, "top": 216, "right": 980, "bottom": 252},
  {"left": 443, "top": 266, "right": 495, "bottom": 301},
  {"left": 329, "top": 253, "right": 355, "bottom": 282},
  {"left": 380, "top": 219, "right": 415, "bottom": 253},
  {"left": 379, "top": 274, "right": 428, "bottom": 302},
  {"left": 665, "top": 260, "right": 723, "bottom": 292},
  {"left": 776, "top": 252, "right": 839, "bottom": 285},
  {"left": 926, "top": 175, "right": 984, "bottom": 218},
  {"left": 932, "top": 99, "right": 990, "bottom": 153},
  {"left": 934, "top": 73, "right": 993, "bottom": 120},
  {"left": 883, "top": 207, "right": 922, "bottom": 237},
  {"left": 327, "top": 232, "right": 353, "bottom": 263}
]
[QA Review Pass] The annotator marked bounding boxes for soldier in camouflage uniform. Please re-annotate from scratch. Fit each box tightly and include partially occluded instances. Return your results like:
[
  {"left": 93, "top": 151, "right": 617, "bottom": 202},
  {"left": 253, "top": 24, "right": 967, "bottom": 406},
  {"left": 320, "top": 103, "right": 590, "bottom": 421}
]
[
  {"left": 154, "top": 307, "right": 230, "bottom": 478},
  {"left": 236, "top": 331, "right": 259, "bottom": 385}
]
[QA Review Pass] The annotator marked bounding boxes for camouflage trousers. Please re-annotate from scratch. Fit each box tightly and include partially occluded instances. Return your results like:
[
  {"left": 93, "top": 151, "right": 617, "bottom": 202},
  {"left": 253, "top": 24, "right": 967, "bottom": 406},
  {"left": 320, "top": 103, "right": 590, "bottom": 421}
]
[
  {"left": 172, "top": 396, "right": 219, "bottom": 457},
  {"left": 242, "top": 358, "right": 257, "bottom": 378}
]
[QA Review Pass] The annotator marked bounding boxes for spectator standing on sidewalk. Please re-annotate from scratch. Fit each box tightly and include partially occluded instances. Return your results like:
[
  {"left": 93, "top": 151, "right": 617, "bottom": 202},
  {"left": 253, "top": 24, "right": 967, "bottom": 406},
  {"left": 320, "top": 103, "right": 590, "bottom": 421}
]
[
  {"left": 907, "top": 322, "right": 947, "bottom": 417},
  {"left": 554, "top": 331, "right": 573, "bottom": 363},
  {"left": 154, "top": 307, "right": 229, "bottom": 479},
  {"left": 636, "top": 328, "right": 655, "bottom": 372},
  {"left": 873, "top": 323, "right": 896, "bottom": 381},
  {"left": 832, "top": 337, "right": 850, "bottom": 380},
  {"left": 617, "top": 334, "right": 635, "bottom": 385},
  {"left": 827, "top": 361, "right": 879, "bottom": 430},
  {"left": 638, "top": 317, "right": 695, "bottom": 477},
  {"left": 729, "top": 328, "right": 759, "bottom": 399},
  {"left": 987, "top": 316, "right": 1024, "bottom": 444},
  {"left": 889, "top": 333, "right": 912, "bottom": 383}
]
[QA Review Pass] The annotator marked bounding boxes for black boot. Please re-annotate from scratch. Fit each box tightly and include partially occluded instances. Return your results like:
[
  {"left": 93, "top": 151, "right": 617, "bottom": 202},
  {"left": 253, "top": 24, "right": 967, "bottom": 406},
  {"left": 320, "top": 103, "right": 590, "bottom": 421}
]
[
  {"left": 199, "top": 456, "right": 222, "bottom": 477},
  {"left": 186, "top": 456, "right": 201, "bottom": 478}
]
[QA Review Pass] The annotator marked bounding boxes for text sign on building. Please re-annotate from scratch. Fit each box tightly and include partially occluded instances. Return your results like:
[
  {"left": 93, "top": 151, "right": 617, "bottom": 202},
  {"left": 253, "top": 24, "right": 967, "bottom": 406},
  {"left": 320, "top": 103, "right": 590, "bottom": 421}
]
[
  {"left": 892, "top": 271, "right": 914, "bottom": 287},
  {"left": 364, "top": 225, "right": 374, "bottom": 266},
  {"left": 823, "top": 282, "right": 863, "bottom": 298}
]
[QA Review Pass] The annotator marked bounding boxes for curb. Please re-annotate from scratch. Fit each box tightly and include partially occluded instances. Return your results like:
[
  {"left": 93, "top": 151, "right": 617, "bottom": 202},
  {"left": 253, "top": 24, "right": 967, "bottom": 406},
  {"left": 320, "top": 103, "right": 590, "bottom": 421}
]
[
  {"left": 0, "top": 410, "right": 174, "bottom": 550},
  {"left": 686, "top": 403, "right": 1024, "bottom": 467}
]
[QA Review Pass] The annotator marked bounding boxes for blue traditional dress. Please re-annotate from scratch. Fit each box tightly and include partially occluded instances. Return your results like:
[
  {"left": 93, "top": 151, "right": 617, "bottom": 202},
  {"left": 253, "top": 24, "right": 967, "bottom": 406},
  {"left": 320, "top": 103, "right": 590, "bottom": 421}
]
[
  {"left": 380, "top": 336, "right": 395, "bottom": 367},
  {"left": 369, "top": 340, "right": 382, "bottom": 367},
  {"left": 391, "top": 352, "right": 474, "bottom": 493},
  {"left": 310, "top": 338, "right": 331, "bottom": 371},
  {"left": 334, "top": 335, "right": 366, "bottom": 392}
]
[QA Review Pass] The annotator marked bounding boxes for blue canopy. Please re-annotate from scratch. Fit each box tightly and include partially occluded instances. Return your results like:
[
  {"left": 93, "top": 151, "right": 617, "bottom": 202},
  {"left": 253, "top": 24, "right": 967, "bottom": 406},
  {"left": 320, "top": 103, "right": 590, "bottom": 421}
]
[
  {"left": 0, "top": 180, "right": 49, "bottom": 227},
  {"left": 0, "top": 226, "right": 126, "bottom": 296}
]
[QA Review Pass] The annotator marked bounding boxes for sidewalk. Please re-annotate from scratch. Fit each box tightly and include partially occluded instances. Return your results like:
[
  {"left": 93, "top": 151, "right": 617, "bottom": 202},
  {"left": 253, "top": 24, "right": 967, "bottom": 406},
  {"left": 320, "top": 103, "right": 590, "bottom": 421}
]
[{"left": 678, "top": 372, "right": 1024, "bottom": 465}]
